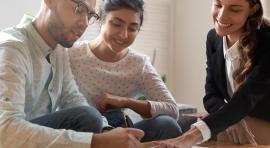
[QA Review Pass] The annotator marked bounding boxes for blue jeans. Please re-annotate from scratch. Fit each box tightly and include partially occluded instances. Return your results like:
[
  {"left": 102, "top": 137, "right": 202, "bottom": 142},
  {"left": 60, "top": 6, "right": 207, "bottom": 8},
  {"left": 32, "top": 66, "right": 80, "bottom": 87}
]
[
  {"left": 30, "top": 106, "right": 103, "bottom": 133},
  {"left": 103, "top": 111, "right": 182, "bottom": 142},
  {"left": 135, "top": 115, "right": 182, "bottom": 142}
]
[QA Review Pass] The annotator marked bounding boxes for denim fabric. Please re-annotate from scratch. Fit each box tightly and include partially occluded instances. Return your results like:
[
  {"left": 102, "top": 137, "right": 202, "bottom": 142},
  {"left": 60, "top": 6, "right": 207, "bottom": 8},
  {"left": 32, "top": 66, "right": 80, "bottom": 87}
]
[{"left": 31, "top": 106, "right": 103, "bottom": 133}]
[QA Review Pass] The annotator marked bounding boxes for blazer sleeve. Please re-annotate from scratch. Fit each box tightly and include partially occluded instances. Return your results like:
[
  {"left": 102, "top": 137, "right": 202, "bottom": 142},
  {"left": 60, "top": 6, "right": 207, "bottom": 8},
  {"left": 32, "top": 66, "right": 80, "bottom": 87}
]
[
  {"left": 203, "top": 31, "right": 270, "bottom": 136},
  {"left": 203, "top": 29, "right": 226, "bottom": 113}
]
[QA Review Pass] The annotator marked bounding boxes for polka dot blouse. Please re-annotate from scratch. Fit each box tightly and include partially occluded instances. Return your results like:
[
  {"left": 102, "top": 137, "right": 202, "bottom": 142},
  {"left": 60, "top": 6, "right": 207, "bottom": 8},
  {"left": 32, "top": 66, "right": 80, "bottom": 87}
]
[{"left": 68, "top": 41, "right": 178, "bottom": 119}]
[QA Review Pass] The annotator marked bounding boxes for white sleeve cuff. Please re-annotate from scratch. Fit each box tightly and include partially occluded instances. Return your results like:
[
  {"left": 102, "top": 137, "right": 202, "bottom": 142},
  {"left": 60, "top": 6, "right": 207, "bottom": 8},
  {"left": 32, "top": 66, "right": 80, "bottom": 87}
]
[{"left": 191, "top": 120, "right": 211, "bottom": 143}]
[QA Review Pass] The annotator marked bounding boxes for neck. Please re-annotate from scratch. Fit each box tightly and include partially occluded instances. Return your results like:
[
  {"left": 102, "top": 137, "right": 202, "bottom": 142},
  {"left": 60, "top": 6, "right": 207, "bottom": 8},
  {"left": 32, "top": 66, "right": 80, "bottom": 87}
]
[
  {"left": 32, "top": 12, "right": 57, "bottom": 49},
  {"left": 226, "top": 30, "right": 244, "bottom": 48},
  {"left": 90, "top": 36, "right": 128, "bottom": 62}
]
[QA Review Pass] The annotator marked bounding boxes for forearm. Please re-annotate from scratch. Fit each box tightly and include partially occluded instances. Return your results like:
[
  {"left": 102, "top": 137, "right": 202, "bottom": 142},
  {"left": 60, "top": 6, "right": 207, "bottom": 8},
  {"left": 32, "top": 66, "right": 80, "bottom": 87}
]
[
  {"left": 203, "top": 95, "right": 226, "bottom": 113},
  {"left": 124, "top": 98, "right": 152, "bottom": 118}
]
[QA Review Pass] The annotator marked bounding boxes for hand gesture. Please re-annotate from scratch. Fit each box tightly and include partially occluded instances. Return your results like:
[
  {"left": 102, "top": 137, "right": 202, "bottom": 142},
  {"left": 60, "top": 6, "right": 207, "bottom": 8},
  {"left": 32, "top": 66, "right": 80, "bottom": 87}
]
[
  {"left": 96, "top": 93, "right": 128, "bottom": 112},
  {"left": 92, "top": 127, "right": 144, "bottom": 148}
]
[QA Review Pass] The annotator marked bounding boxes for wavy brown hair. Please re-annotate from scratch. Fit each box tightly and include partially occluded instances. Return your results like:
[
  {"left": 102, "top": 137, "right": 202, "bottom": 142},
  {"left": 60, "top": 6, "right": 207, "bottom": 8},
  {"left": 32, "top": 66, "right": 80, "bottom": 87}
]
[{"left": 233, "top": 0, "right": 266, "bottom": 88}]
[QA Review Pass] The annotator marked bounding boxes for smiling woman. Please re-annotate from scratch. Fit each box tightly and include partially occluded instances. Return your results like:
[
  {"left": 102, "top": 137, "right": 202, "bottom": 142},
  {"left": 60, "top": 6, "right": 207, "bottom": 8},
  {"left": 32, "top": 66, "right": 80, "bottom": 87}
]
[
  {"left": 155, "top": 0, "right": 270, "bottom": 147},
  {"left": 68, "top": 0, "right": 182, "bottom": 142},
  {"left": 81, "top": 0, "right": 175, "bottom": 80}
]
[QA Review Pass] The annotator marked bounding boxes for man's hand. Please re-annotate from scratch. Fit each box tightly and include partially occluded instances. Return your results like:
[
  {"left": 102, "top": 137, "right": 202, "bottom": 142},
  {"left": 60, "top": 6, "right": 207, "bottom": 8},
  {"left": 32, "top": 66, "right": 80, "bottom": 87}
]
[
  {"left": 96, "top": 93, "right": 128, "bottom": 112},
  {"left": 92, "top": 127, "right": 144, "bottom": 148}
]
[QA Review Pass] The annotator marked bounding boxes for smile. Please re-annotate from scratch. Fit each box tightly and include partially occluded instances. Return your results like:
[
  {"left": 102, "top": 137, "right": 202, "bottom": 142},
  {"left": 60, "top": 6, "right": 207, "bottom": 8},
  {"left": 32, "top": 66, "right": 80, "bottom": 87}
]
[
  {"left": 217, "top": 20, "right": 232, "bottom": 28},
  {"left": 114, "top": 39, "right": 125, "bottom": 45}
]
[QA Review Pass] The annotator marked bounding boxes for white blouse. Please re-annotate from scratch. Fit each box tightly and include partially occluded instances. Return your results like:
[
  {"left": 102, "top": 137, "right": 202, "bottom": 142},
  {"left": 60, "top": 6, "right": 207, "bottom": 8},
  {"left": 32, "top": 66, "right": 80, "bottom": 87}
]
[{"left": 68, "top": 41, "right": 178, "bottom": 119}]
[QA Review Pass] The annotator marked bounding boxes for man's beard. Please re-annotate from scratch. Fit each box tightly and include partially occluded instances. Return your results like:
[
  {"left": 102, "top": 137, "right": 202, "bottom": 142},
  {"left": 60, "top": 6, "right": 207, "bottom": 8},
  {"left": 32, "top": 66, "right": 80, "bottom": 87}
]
[{"left": 47, "top": 12, "right": 75, "bottom": 48}]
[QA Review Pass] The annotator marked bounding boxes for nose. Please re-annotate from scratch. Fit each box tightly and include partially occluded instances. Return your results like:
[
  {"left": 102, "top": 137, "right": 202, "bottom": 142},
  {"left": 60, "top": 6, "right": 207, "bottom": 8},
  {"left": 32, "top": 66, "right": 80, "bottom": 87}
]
[
  {"left": 217, "top": 7, "right": 228, "bottom": 21},
  {"left": 119, "top": 27, "right": 128, "bottom": 39},
  {"left": 78, "top": 16, "right": 89, "bottom": 30}
]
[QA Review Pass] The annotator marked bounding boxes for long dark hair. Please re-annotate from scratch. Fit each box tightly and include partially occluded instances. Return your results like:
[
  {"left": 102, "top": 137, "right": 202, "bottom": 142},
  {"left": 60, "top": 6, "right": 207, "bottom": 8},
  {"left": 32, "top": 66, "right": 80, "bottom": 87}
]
[
  {"left": 233, "top": 0, "right": 269, "bottom": 87},
  {"left": 98, "top": 0, "right": 144, "bottom": 27}
]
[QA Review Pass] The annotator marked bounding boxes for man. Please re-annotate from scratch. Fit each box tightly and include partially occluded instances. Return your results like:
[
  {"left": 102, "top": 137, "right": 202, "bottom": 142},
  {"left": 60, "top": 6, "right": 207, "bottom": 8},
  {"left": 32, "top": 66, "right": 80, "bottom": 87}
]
[{"left": 0, "top": 0, "right": 144, "bottom": 147}]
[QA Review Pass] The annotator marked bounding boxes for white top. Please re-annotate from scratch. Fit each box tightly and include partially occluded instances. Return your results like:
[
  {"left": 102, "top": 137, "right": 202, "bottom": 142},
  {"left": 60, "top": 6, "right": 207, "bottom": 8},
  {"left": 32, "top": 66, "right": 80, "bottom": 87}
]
[
  {"left": 68, "top": 41, "right": 179, "bottom": 119},
  {"left": 223, "top": 37, "right": 240, "bottom": 97},
  {"left": 193, "top": 37, "right": 240, "bottom": 143}
]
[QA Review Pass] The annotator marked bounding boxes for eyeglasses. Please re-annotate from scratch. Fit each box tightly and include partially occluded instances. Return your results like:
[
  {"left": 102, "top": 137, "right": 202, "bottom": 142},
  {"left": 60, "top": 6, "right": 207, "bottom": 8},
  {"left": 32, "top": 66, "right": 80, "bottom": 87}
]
[{"left": 71, "top": 0, "right": 99, "bottom": 24}]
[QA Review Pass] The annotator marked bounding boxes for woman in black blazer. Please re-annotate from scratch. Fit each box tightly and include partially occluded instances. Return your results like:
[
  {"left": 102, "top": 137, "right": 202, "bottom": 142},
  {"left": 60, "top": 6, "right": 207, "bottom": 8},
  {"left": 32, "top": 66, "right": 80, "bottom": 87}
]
[{"left": 156, "top": 0, "right": 270, "bottom": 147}]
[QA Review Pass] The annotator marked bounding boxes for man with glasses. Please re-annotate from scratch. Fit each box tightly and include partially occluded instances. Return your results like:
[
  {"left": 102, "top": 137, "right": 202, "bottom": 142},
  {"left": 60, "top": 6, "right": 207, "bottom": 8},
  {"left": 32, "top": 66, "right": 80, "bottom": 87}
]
[{"left": 0, "top": 0, "right": 144, "bottom": 147}]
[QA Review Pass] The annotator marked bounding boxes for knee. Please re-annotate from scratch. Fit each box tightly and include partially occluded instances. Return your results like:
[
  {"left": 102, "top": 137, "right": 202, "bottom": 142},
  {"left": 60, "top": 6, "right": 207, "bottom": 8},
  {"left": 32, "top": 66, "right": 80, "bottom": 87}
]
[
  {"left": 153, "top": 115, "right": 182, "bottom": 137},
  {"left": 74, "top": 106, "right": 103, "bottom": 132}
]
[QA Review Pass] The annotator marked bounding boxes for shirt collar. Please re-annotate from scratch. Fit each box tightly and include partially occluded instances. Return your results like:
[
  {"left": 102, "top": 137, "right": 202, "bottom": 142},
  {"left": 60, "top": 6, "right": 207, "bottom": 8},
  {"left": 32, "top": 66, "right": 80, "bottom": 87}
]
[
  {"left": 20, "top": 14, "right": 53, "bottom": 57},
  {"left": 223, "top": 36, "right": 240, "bottom": 61}
]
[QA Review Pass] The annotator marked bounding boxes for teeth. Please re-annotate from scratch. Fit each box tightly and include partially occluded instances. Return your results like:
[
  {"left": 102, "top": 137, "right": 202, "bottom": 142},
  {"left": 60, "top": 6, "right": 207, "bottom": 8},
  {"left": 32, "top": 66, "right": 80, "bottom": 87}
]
[
  {"left": 115, "top": 40, "right": 124, "bottom": 44},
  {"left": 217, "top": 20, "right": 231, "bottom": 27}
]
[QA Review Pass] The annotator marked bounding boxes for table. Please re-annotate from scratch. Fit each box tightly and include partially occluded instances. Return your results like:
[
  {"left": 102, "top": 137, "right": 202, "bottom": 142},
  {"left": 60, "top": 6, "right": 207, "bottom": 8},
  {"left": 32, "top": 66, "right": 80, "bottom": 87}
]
[
  {"left": 195, "top": 141, "right": 270, "bottom": 148},
  {"left": 143, "top": 141, "right": 270, "bottom": 148}
]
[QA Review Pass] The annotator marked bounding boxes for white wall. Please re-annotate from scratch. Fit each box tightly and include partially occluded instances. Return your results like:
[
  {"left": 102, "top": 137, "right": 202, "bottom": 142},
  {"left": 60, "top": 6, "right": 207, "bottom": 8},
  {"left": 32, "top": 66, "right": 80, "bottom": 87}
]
[
  {"left": 0, "top": 1, "right": 40, "bottom": 29},
  {"left": 262, "top": 0, "right": 270, "bottom": 18},
  {"left": 171, "top": 0, "right": 213, "bottom": 111}
]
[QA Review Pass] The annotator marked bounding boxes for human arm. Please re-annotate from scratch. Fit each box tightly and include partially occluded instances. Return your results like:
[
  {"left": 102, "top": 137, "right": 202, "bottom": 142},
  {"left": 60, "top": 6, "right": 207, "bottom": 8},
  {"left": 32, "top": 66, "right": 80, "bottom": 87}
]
[
  {"left": 137, "top": 58, "right": 179, "bottom": 119},
  {"left": 96, "top": 93, "right": 151, "bottom": 118},
  {"left": 96, "top": 55, "right": 178, "bottom": 119}
]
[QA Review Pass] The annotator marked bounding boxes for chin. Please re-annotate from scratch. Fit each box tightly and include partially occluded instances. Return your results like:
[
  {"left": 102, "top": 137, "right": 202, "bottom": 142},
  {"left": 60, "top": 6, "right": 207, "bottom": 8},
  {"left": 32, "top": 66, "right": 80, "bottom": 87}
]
[
  {"left": 215, "top": 26, "right": 231, "bottom": 37},
  {"left": 60, "top": 41, "right": 75, "bottom": 48},
  {"left": 111, "top": 46, "right": 125, "bottom": 53}
]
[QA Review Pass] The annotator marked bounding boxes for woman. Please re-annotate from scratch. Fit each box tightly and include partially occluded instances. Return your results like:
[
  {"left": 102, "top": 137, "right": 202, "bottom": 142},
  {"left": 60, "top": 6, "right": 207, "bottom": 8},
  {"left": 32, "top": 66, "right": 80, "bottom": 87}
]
[
  {"left": 68, "top": 0, "right": 182, "bottom": 142},
  {"left": 157, "top": 0, "right": 270, "bottom": 147}
]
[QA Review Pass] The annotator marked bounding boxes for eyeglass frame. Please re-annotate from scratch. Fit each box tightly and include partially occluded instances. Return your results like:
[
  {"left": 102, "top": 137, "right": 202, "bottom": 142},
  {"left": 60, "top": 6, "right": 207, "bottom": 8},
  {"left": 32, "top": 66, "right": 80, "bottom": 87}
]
[{"left": 71, "top": 0, "right": 100, "bottom": 24}]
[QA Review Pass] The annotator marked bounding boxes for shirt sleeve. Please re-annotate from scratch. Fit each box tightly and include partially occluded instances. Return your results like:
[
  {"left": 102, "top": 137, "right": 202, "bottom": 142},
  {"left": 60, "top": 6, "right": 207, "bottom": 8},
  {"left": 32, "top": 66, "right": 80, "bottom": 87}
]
[
  {"left": 138, "top": 57, "right": 179, "bottom": 120},
  {"left": 0, "top": 45, "right": 92, "bottom": 148},
  {"left": 192, "top": 120, "right": 211, "bottom": 143}
]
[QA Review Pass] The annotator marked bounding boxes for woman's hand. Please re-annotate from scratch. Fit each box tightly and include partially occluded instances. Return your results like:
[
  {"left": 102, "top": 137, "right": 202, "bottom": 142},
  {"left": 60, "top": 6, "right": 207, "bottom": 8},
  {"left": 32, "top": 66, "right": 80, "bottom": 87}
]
[
  {"left": 182, "top": 112, "right": 209, "bottom": 119},
  {"left": 218, "top": 119, "right": 257, "bottom": 145},
  {"left": 96, "top": 93, "right": 128, "bottom": 112},
  {"left": 153, "top": 127, "right": 203, "bottom": 148}
]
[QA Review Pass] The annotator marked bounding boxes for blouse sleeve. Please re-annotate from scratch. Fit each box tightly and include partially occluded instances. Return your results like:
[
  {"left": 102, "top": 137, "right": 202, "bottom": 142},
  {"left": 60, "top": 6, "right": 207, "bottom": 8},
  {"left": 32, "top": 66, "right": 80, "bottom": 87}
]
[{"left": 138, "top": 57, "right": 179, "bottom": 120}]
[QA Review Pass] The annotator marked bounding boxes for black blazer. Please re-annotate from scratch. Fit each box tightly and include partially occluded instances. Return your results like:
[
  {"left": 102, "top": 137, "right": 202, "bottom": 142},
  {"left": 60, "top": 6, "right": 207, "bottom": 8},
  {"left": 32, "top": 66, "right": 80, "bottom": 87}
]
[{"left": 202, "top": 27, "right": 270, "bottom": 136}]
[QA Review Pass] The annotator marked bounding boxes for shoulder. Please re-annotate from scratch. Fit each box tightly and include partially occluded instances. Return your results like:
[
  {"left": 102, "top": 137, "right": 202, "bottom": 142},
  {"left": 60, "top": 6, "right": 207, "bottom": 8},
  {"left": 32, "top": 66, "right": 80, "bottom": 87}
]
[
  {"left": 257, "top": 27, "right": 270, "bottom": 44},
  {"left": 0, "top": 27, "right": 28, "bottom": 49},
  {"left": 128, "top": 49, "right": 150, "bottom": 64},
  {"left": 206, "top": 28, "right": 222, "bottom": 45},
  {"left": 206, "top": 28, "right": 223, "bottom": 54},
  {"left": 0, "top": 27, "right": 31, "bottom": 59}
]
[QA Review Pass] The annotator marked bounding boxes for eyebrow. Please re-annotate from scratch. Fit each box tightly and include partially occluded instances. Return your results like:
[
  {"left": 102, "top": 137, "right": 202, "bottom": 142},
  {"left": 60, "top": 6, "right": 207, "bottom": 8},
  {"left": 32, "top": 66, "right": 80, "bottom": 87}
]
[
  {"left": 112, "top": 17, "right": 140, "bottom": 26},
  {"left": 230, "top": 5, "right": 243, "bottom": 8}
]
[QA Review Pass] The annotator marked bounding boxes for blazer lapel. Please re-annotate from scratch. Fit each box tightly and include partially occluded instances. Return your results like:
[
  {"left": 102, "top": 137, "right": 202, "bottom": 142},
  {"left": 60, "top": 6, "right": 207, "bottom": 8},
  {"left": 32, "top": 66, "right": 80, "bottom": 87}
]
[{"left": 214, "top": 37, "right": 230, "bottom": 99}]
